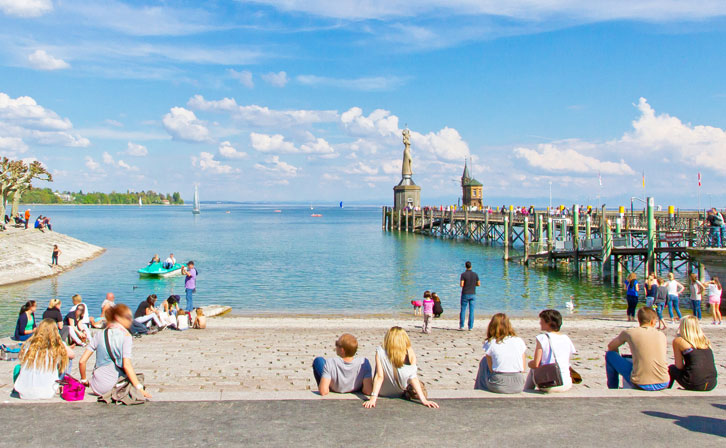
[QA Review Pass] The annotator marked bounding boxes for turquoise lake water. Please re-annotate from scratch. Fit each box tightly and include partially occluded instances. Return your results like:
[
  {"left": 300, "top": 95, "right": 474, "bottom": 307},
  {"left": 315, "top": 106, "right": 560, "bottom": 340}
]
[{"left": 0, "top": 204, "right": 626, "bottom": 335}]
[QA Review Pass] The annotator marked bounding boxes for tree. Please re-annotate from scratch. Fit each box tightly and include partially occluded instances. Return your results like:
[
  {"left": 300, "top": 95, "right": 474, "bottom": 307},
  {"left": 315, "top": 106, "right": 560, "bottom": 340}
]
[{"left": 10, "top": 160, "right": 52, "bottom": 217}]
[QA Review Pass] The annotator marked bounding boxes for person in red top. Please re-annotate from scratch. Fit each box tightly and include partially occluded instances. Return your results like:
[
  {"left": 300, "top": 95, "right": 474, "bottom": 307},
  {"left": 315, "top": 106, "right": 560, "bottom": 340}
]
[{"left": 24, "top": 209, "right": 30, "bottom": 229}]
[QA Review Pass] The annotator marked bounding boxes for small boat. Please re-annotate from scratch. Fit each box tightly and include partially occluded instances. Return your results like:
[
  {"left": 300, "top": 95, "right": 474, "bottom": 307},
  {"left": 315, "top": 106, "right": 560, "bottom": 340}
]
[
  {"left": 339, "top": 201, "right": 343, "bottom": 208},
  {"left": 192, "top": 185, "right": 201, "bottom": 215},
  {"left": 311, "top": 214, "right": 323, "bottom": 217},
  {"left": 138, "top": 262, "right": 185, "bottom": 277},
  {"left": 138, "top": 198, "right": 143, "bottom": 207},
  {"left": 225, "top": 211, "right": 231, "bottom": 214},
  {"left": 274, "top": 210, "right": 282, "bottom": 213}
]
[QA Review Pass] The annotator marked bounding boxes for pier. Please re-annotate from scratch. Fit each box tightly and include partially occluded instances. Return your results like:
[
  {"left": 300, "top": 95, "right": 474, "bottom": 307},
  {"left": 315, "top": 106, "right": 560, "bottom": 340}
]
[{"left": 382, "top": 199, "right": 712, "bottom": 282}]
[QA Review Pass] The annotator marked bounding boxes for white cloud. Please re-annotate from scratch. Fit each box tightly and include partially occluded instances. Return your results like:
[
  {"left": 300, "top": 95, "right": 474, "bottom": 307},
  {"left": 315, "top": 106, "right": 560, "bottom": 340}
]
[
  {"left": 84, "top": 156, "right": 100, "bottom": 171},
  {"left": 246, "top": 0, "right": 726, "bottom": 22},
  {"left": 300, "top": 137, "right": 335, "bottom": 155},
  {"left": 188, "top": 95, "right": 337, "bottom": 128},
  {"left": 261, "top": 71, "right": 288, "bottom": 87},
  {"left": 126, "top": 142, "right": 148, "bottom": 156},
  {"left": 341, "top": 107, "right": 399, "bottom": 138},
  {"left": 102, "top": 151, "right": 138, "bottom": 171},
  {"left": 296, "top": 75, "right": 406, "bottom": 91},
  {"left": 345, "top": 161, "right": 379, "bottom": 175},
  {"left": 218, "top": 141, "right": 247, "bottom": 159},
  {"left": 0, "top": 91, "right": 89, "bottom": 149},
  {"left": 104, "top": 119, "right": 123, "bottom": 127},
  {"left": 254, "top": 155, "right": 298, "bottom": 176},
  {"left": 411, "top": 127, "right": 470, "bottom": 162},
  {"left": 192, "top": 151, "right": 237, "bottom": 174},
  {"left": 27, "top": 50, "right": 70, "bottom": 71},
  {"left": 0, "top": 0, "right": 52, "bottom": 18},
  {"left": 228, "top": 69, "right": 254, "bottom": 88},
  {"left": 621, "top": 97, "right": 726, "bottom": 171},
  {"left": 250, "top": 132, "right": 298, "bottom": 153},
  {"left": 162, "top": 107, "right": 210, "bottom": 142},
  {"left": 0, "top": 136, "right": 28, "bottom": 156},
  {"left": 381, "top": 159, "right": 401, "bottom": 175},
  {"left": 514, "top": 144, "right": 635, "bottom": 175}
]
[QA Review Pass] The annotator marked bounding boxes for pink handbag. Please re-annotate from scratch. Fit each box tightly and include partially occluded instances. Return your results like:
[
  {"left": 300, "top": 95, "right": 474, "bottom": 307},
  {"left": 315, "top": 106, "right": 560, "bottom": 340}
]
[{"left": 59, "top": 375, "right": 86, "bottom": 401}]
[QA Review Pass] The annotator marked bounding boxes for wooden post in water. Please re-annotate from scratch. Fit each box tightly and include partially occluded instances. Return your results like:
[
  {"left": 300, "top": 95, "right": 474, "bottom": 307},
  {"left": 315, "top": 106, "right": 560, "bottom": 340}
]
[
  {"left": 405, "top": 210, "right": 409, "bottom": 233},
  {"left": 397, "top": 209, "right": 402, "bottom": 231},
  {"left": 547, "top": 217, "right": 553, "bottom": 251},
  {"left": 503, "top": 216, "right": 510, "bottom": 260},
  {"left": 585, "top": 215, "right": 591, "bottom": 269},
  {"left": 647, "top": 197, "right": 655, "bottom": 276},
  {"left": 381, "top": 206, "right": 386, "bottom": 230},
  {"left": 572, "top": 204, "right": 580, "bottom": 273},
  {"left": 523, "top": 217, "right": 530, "bottom": 263},
  {"left": 464, "top": 207, "right": 469, "bottom": 238},
  {"left": 449, "top": 208, "right": 454, "bottom": 237},
  {"left": 484, "top": 211, "right": 490, "bottom": 243}
]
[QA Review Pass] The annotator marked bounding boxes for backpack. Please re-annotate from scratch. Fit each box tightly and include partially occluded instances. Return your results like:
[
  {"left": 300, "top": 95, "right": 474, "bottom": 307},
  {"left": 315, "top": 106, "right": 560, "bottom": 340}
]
[{"left": 130, "top": 320, "right": 149, "bottom": 336}]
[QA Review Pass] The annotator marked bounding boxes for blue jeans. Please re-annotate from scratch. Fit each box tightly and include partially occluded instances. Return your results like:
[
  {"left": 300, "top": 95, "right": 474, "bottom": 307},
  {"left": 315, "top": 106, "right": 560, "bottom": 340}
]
[
  {"left": 312, "top": 356, "right": 326, "bottom": 385},
  {"left": 667, "top": 295, "right": 682, "bottom": 319},
  {"left": 656, "top": 303, "right": 665, "bottom": 320},
  {"left": 605, "top": 351, "right": 668, "bottom": 391},
  {"left": 12, "top": 333, "right": 31, "bottom": 342},
  {"left": 185, "top": 288, "right": 194, "bottom": 311},
  {"left": 460, "top": 294, "right": 476, "bottom": 330},
  {"left": 645, "top": 297, "right": 655, "bottom": 308},
  {"left": 691, "top": 300, "right": 702, "bottom": 319},
  {"left": 709, "top": 226, "right": 721, "bottom": 247}
]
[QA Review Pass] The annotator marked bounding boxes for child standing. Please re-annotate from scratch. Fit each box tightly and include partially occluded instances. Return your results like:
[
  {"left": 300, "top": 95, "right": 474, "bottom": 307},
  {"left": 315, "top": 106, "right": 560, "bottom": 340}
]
[
  {"left": 412, "top": 291, "right": 427, "bottom": 316},
  {"left": 51, "top": 245, "right": 60, "bottom": 266},
  {"left": 432, "top": 293, "right": 443, "bottom": 318},
  {"left": 422, "top": 294, "right": 434, "bottom": 334}
]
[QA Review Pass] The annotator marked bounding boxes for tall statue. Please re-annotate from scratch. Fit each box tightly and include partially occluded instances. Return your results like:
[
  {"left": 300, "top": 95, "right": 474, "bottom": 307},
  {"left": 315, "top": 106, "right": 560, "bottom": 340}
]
[{"left": 401, "top": 128, "right": 412, "bottom": 177}]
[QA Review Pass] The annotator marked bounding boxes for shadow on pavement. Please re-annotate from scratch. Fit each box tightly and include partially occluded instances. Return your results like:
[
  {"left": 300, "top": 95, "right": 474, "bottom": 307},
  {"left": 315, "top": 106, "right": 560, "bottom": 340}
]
[{"left": 643, "top": 410, "right": 726, "bottom": 438}]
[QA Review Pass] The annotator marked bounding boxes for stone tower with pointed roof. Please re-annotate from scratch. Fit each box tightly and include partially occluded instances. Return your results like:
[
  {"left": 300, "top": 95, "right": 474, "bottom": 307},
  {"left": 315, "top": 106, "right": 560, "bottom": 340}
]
[
  {"left": 461, "top": 160, "right": 483, "bottom": 209},
  {"left": 393, "top": 128, "right": 421, "bottom": 210}
]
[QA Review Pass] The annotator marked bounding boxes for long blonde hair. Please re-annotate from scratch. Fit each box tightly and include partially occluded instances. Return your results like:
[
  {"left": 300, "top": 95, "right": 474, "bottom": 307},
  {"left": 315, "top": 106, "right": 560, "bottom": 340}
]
[
  {"left": 48, "top": 299, "right": 61, "bottom": 309},
  {"left": 19, "top": 319, "right": 69, "bottom": 374},
  {"left": 383, "top": 326, "right": 411, "bottom": 368},
  {"left": 679, "top": 316, "right": 710, "bottom": 349}
]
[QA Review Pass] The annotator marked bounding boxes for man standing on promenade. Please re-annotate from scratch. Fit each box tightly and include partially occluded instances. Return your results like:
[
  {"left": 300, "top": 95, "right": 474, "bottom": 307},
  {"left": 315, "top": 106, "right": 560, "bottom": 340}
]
[
  {"left": 459, "top": 261, "right": 480, "bottom": 331},
  {"left": 312, "top": 334, "right": 372, "bottom": 396},
  {"left": 181, "top": 261, "right": 197, "bottom": 311}
]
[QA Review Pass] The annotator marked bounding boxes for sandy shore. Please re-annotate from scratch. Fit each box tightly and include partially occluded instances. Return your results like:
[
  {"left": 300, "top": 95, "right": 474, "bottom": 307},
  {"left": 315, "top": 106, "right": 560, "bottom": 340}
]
[
  {"left": 0, "top": 226, "right": 105, "bottom": 287},
  {"left": 1, "top": 314, "right": 723, "bottom": 403}
]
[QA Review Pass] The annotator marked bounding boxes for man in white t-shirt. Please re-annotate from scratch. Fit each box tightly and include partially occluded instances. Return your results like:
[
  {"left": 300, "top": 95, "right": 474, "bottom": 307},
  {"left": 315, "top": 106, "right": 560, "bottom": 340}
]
[
  {"left": 101, "top": 292, "right": 116, "bottom": 317},
  {"left": 312, "top": 334, "right": 373, "bottom": 396},
  {"left": 163, "top": 253, "right": 176, "bottom": 269}
]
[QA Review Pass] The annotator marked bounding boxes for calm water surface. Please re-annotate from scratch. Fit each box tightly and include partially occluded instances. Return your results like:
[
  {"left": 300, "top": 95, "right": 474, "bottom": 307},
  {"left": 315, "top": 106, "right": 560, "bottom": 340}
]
[{"left": 0, "top": 204, "right": 626, "bottom": 335}]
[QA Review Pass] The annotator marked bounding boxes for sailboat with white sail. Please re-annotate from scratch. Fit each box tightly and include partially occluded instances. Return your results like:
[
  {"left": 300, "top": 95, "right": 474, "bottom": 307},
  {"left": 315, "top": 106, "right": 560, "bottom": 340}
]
[{"left": 192, "top": 185, "right": 201, "bottom": 215}]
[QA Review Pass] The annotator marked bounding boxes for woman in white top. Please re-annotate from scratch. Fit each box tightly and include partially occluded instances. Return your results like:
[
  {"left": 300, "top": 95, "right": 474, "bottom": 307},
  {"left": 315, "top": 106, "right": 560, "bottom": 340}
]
[
  {"left": 706, "top": 277, "right": 723, "bottom": 325},
  {"left": 14, "top": 319, "right": 74, "bottom": 400},
  {"left": 665, "top": 272, "right": 685, "bottom": 323},
  {"left": 475, "top": 313, "right": 526, "bottom": 394},
  {"left": 363, "top": 327, "right": 438, "bottom": 408},
  {"left": 688, "top": 273, "right": 705, "bottom": 320},
  {"left": 525, "top": 309, "right": 577, "bottom": 392}
]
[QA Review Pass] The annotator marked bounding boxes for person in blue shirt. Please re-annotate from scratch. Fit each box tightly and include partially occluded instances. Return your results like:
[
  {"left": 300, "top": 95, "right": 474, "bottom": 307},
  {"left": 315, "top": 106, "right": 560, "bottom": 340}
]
[{"left": 624, "top": 273, "right": 640, "bottom": 322}]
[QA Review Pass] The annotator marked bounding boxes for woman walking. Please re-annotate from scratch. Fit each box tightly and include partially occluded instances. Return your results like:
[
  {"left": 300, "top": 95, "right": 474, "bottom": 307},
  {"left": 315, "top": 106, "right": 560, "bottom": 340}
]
[
  {"left": 623, "top": 273, "right": 640, "bottom": 322},
  {"left": 705, "top": 277, "right": 722, "bottom": 324},
  {"left": 668, "top": 316, "right": 717, "bottom": 390},
  {"left": 665, "top": 272, "right": 684, "bottom": 323},
  {"left": 688, "top": 273, "right": 705, "bottom": 320}
]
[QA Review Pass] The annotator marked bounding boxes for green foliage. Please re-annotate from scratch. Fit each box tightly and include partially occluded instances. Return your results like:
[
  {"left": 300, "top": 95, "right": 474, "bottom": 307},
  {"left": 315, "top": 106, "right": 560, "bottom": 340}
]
[{"left": 20, "top": 188, "right": 185, "bottom": 205}]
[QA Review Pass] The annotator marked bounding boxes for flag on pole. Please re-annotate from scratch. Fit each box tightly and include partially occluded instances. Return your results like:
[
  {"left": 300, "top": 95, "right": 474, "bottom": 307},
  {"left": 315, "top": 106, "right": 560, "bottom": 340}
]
[
  {"left": 598, "top": 171, "right": 602, "bottom": 186},
  {"left": 698, "top": 172, "right": 702, "bottom": 187},
  {"left": 642, "top": 171, "right": 645, "bottom": 189}
]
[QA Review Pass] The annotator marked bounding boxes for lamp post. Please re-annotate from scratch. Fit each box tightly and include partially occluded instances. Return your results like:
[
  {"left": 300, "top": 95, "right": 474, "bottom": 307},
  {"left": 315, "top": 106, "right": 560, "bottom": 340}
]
[{"left": 549, "top": 181, "right": 552, "bottom": 211}]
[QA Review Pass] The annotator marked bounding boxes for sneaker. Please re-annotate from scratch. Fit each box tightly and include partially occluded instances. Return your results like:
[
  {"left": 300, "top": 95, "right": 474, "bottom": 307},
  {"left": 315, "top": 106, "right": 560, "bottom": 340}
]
[{"left": 458, "top": 327, "right": 464, "bottom": 331}]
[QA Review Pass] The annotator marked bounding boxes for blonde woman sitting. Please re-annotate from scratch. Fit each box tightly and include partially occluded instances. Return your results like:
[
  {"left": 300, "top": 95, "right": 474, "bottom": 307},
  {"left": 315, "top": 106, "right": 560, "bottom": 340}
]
[
  {"left": 668, "top": 316, "right": 718, "bottom": 391},
  {"left": 363, "top": 326, "right": 438, "bottom": 409},
  {"left": 14, "top": 319, "right": 74, "bottom": 400}
]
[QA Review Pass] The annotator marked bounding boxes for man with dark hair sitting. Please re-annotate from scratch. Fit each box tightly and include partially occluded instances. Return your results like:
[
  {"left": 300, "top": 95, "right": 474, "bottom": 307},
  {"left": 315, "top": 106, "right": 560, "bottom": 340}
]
[
  {"left": 312, "top": 334, "right": 373, "bottom": 396},
  {"left": 605, "top": 307, "right": 669, "bottom": 390}
]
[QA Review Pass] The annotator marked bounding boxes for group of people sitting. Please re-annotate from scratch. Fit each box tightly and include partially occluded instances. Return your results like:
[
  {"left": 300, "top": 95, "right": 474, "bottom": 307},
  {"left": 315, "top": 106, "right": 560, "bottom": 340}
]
[
  {"left": 3, "top": 210, "right": 51, "bottom": 231},
  {"left": 9, "top": 292, "right": 206, "bottom": 401},
  {"left": 312, "top": 307, "right": 718, "bottom": 408}
]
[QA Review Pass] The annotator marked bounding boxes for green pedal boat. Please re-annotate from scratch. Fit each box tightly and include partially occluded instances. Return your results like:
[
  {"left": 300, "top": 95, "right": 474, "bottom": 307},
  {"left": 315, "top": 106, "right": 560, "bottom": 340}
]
[{"left": 138, "top": 262, "right": 185, "bottom": 277}]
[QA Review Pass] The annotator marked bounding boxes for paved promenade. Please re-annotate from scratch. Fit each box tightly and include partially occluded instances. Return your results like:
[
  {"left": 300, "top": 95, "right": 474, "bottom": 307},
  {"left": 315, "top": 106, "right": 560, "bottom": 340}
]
[
  {"left": 0, "top": 398, "right": 723, "bottom": 446},
  {"left": 1, "top": 315, "right": 723, "bottom": 402}
]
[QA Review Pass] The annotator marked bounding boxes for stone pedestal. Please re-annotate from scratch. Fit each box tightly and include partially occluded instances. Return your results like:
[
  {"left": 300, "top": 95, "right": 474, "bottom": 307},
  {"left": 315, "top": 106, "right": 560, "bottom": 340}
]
[{"left": 394, "top": 183, "right": 421, "bottom": 210}]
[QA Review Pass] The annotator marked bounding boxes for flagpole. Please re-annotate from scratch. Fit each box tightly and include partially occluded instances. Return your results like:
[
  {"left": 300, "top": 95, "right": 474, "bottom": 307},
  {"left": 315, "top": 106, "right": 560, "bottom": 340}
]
[{"left": 698, "top": 172, "right": 701, "bottom": 213}]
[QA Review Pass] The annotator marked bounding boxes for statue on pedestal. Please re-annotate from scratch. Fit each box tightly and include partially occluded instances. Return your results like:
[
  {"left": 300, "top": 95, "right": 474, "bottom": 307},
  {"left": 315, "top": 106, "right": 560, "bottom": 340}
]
[{"left": 402, "top": 128, "right": 412, "bottom": 177}]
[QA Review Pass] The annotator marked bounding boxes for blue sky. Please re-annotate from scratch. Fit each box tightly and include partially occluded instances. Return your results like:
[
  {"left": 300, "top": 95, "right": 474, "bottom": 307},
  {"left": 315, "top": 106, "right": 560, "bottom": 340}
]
[{"left": 2, "top": 1, "right": 726, "bottom": 207}]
